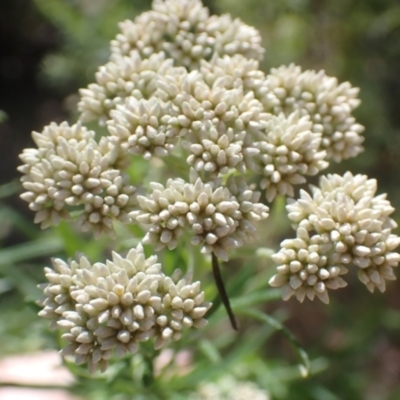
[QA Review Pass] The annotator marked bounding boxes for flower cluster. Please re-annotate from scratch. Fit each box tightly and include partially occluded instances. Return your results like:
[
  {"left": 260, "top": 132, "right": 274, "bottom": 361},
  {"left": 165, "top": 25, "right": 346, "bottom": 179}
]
[
  {"left": 18, "top": 122, "right": 135, "bottom": 236},
  {"left": 79, "top": 55, "right": 267, "bottom": 176},
  {"left": 253, "top": 112, "right": 328, "bottom": 202},
  {"left": 107, "top": 97, "right": 182, "bottom": 160},
  {"left": 131, "top": 176, "right": 269, "bottom": 261},
  {"left": 259, "top": 64, "right": 364, "bottom": 162},
  {"left": 78, "top": 51, "right": 174, "bottom": 124},
  {"left": 76, "top": 1, "right": 366, "bottom": 183},
  {"left": 200, "top": 54, "right": 265, "bottom": 93},
  {"left": 178, "top": 85, "right": 264, "bottom": 174},
  {"left": 18, "top": 0, "right": 399, "bottom": 377},
  {"left": 110, "top": 0, "right": 264, "bottom": 70},
  {"left": 269, "top": 172, "right": 400, "bottom": 302},
  {"left": 37, "top": 244, "right": 211, "bottom": 373}
]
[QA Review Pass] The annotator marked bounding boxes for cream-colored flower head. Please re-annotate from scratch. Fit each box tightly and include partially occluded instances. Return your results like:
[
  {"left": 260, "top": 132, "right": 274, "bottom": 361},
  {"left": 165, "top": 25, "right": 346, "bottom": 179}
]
[
  {"left": 260, "top": 64, "right": 364, "bottom": 162},
  {"left": 269, "top": 228, "right": 348, "bottom": 303},
  {"left": 38, "top": 244, "right": 211, "bottom": 373},
  {"left": 147, "top": 65, "right": 266, "bottom": 174},
  {"left": 226, "top": 176, "right": 270, "bottom": 245},
  {"left": 270, "top": 172, "right": 400, "bottom": 302},
  {"left": 107, "top": 97, "right": 182, "bottom": 160},
  {"left": 254, "top": 112, "right": 328, "bottom": 202},
  {"left": 200, "top": 54, "right": 265, "bottom": 93},
  {"left": 165, "top": 71, "right": 264, "bottom": 174},
  {"left": 111, "top": 0, "right": 264, "bottom": 70},
  {"left": 207, "top": 13, "right": 264, "bottom": 63},
  {"left": 130, "top": 175, "right": 269, "bottom": 261},
  {"left": 18, "top": 122, "right": 136, "bottom": 236},
  {"left": 78, "top": 51, "right": 174, "bottom": 124}
]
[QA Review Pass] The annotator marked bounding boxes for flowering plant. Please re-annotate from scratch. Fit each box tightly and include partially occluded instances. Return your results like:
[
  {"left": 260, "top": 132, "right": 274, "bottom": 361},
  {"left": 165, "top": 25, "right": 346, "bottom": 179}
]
[{"left": 17, "top": 0, "right": 399, "bottom": 397}]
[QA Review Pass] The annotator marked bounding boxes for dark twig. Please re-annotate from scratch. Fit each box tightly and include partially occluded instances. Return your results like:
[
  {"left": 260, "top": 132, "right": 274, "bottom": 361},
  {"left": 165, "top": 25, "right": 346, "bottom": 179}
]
[{"left": 211, "top": 253, "right": 239, "bottom": 330}]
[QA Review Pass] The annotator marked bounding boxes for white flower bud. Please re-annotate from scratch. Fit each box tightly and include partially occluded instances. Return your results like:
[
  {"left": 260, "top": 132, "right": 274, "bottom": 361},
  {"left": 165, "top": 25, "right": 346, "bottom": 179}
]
[
  {"left": 273, "top": 172, "right": 399, "bottom": 300},
  {"left": 37, "top": 244, "right": 211, "bottom": 373}
]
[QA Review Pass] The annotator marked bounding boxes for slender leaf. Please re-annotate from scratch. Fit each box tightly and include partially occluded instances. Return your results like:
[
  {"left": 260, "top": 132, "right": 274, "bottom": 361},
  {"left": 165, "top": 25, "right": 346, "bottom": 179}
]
[
  {"left": 0, "top": 236, "right": 63, "bottom": 267},
  {"left": 0, "top": 205, "right": 38, "bottom": 239},
  {"left": 0, "top": 180, "right": 20, "bottom": 200},
  {"left": 240, "top": 308, "right": 311, "bottom": 377}
]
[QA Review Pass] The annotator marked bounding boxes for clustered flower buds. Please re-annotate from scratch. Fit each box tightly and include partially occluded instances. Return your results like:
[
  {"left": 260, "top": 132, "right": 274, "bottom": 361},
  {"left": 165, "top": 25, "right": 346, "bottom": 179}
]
[
  {"left": 131, "top": 175, "right": 269, "bottom": 261},
  {"left": 178, "top": 83, "right": 264, "bottom": 174},
  {"left": 269, "top": 172, "right": 400, "bottom": 303},
  {"left": 107, "top": 97, "right": 181, "bottom": 160},
  {"left": 110, "top": 0, "right": 264, "bottom": 70},
  {"left": 78, "top": 51, "right": 173, "bottom": 124},
  {"left": 259, "top": 64, "right": 364, "bottom": 162},
  {"left": 200, "top": 54, "right": 265, "bottom": 93},
  {"left": 253, "top": 112, "right": 328, "bottom": 202},
  {"left": 18, "top": 122, "right": 135, "bottom": 236},
  {"left": 17, "top": 0, "right": 399, "bottom": 375},
  {"left": 37, "top": 244, "right": 211, "bottom": 373},
  {"left": 45, "top": 0, "right": 368, "bottom": 204}
]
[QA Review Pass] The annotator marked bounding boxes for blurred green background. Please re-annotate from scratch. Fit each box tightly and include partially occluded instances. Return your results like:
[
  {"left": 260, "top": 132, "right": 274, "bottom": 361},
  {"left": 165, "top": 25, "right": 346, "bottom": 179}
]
[{"left": 0, "top": 0, "right": 400, "bottom": 399}]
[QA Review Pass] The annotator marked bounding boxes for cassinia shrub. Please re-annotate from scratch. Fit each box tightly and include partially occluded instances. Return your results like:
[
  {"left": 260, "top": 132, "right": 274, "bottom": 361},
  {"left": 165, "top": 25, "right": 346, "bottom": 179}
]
[{"left": 18, "top": 0, "right": 399, "bottom": 377}]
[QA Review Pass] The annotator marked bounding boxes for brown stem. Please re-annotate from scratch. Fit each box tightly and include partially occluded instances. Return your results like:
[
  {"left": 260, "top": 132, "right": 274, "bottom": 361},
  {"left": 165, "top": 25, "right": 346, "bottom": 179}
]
[{"left": 211, "top": 253, "right": 239, "bottom": 331}]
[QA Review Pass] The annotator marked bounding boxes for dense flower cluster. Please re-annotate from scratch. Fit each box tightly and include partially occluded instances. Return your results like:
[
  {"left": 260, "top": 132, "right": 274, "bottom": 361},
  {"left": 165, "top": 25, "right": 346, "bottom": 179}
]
[
  {"left": 18, "top": 122, "right": 135, "bottom": 236},
  {"left": 259, "top": 64, "right": 364, "bottom": 162},
  {"left": 76, "top": 0, "right": 366, "bottom": 181},
  {"left": 78, "top": 52, "right": 174, "bottom": 124},
  {"left": 18, "top": 0, "right": 399, "bottom": 377},
  {"left": 131, "top": 176, "right": 269, "bottom": 261},
  {"left": 178, "top": 84, "right": 264, "bottom": 174},
  {"left": 200, "top": 54, "right": 265, "bottom": 93},
  {"left": 38, "top": 244, "right": 211, "bottom": 373},
  {"left": 269, "top": 172, "right": 400, "bottom": 302},
  {"left": 253, "top": 112, "right": 328, "bottom": 202},
  {"left": 110, "top": 0, "right": 264, "bottom": 70},
  {"left": 107, "top": 97, "right": 181, "bottom": 160}
]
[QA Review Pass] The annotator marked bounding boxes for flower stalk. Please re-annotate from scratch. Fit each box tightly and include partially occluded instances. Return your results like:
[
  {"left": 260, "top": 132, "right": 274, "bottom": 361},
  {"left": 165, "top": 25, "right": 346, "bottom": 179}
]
[{"left": 211, "top": 253, "right": 238, "bottom": 331}]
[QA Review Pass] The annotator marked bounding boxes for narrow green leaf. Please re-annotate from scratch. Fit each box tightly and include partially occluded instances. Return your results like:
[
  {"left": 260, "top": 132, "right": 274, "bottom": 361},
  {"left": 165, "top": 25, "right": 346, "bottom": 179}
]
[
  {"left": 240, "top": 308, "right": 311, "bottom": 377},
  {"left": 198, "top": 339, "right": 221, "bottom": 363},
  {"left": 1, "top": 264, "right": 41, "bottom": 300},
  {"left": 0, "top": 180, "right": 20, "bottom": 200},
  {"left": 0, "top": 205, "right": 38, "bottom": 239},
  {"left": 231, "top": 289, "right": 282, "bottom": 309},
  {"left": 0, "top": 236, "right": 63, "bottom": 267}
]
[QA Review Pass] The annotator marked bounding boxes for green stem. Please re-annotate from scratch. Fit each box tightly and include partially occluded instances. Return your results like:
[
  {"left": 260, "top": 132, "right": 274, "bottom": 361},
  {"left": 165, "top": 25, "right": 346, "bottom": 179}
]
[{"left": 211, "top": 253, "right": 238, "bottom": 330}]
